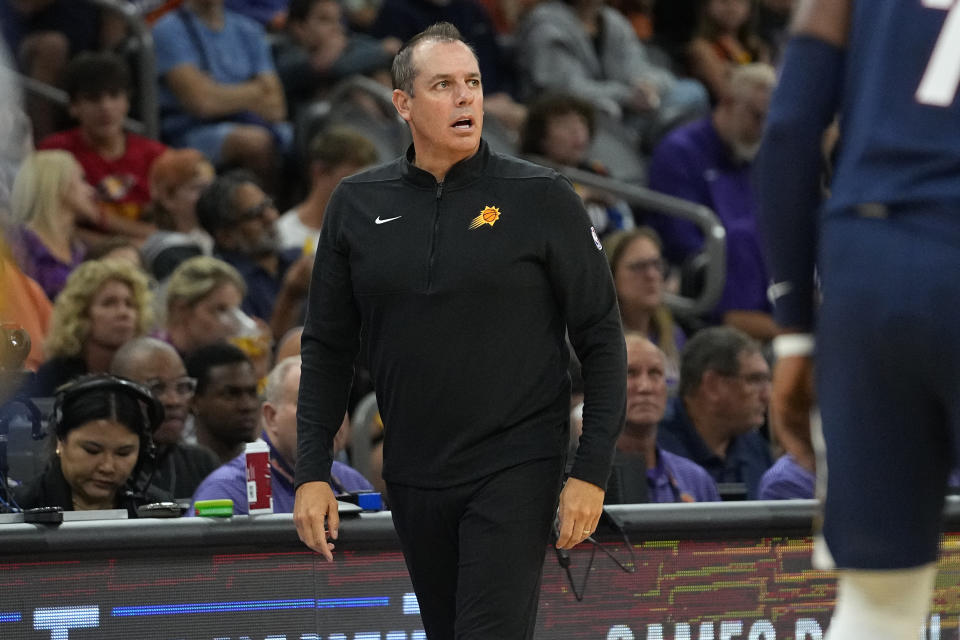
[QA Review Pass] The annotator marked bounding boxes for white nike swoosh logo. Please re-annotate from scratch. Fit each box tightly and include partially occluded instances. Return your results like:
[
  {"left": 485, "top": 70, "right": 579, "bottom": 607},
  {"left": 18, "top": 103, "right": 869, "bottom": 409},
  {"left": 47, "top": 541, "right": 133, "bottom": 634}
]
[{"left": 375, "top": 216, "right": 402, "bottom": 225}]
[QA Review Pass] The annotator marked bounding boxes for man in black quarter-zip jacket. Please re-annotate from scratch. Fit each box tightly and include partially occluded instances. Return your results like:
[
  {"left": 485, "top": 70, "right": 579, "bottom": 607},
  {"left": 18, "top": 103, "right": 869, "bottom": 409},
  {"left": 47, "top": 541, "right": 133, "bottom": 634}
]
[{"left": 293, "top": 21, "right": 627, "bottom": 639}]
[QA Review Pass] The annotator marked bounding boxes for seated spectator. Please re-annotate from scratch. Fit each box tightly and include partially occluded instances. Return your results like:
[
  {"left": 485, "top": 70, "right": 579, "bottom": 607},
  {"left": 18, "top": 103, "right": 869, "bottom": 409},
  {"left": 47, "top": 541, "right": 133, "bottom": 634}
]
[
  {"left": 608, "top": 333, "right": 719, "bottom": 504},
  {"left": 185, "top": 342, "right": 261, "bottom": 463},
  {"left": 647, "top": 63, "right": 777, "bottom": 341},
  {"left": 160, "top": 255, "right": 249, "bottom": 358},
  {"left": 657, "top": 326, "right": 772, "bottom": 499},
  {"left": 196, "top": 171, "right": 309, "bottom": 331},
  {"left": 520, "top": 94, "right": 635, "bottom": 238},
  {"left": 140, "top": 148, "right": 216, "bottom": 279},
  {"left": 278, "top": 127, "right": 378, "bottom": 252},
  {"left": 153, "top": 0, "right": 292, "bottom": 187},
  {"left": 13, "top": 374, "right": 170, "bottom": 514},
  {"left": 32, "top": 259, "right": 154, "bottom": 395},
  {"left": 516, "top": 0, "right": 708, "bottom": 148},
  {"left": 192, "top": 356, "right": 372, "bottom": 513},
  {"left": 37, "top": 52, "right": 166, "bottom": 242},
  {"left": 0, "top": 0, "right": 106, "bottom": 139},
  {"left": 145, "top": 148, "right": 216, "bottom": 248},
  {"left": 686, "top": 0, "right": 769, "bottom": 102},
  {"left": 9, "top": 150, "right": 97, "bottom": 300},
  {"left": 605, "top": 228, "right": 684, "bottom": 382},
  {"left": 758, "top": 453, "right": 815, "bottom": 501},
  {"left": 275, "top": 0, "right": 396, "bottom": 119},
  {"left": 110, "top": 337, "right": 220, "bottom": 500}
]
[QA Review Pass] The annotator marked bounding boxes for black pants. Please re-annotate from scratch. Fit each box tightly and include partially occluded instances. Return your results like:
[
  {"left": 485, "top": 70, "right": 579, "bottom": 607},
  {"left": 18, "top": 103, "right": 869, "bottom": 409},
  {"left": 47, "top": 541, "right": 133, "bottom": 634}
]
[{"left": 388, "top": 457, "right": 564, "bottom": 640}]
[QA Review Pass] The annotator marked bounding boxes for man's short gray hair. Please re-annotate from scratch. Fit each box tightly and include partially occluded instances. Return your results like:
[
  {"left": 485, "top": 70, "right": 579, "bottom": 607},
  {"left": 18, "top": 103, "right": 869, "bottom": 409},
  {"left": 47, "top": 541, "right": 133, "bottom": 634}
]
[{"left": 263, "top": 356, "right": 302, "bottom": 406}]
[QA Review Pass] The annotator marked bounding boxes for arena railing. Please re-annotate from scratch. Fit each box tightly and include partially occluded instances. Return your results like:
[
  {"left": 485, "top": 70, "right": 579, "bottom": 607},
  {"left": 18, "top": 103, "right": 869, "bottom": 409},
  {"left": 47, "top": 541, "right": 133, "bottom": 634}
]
[{"left": 524, "top": 155, "right": 727, "bottom": 318}]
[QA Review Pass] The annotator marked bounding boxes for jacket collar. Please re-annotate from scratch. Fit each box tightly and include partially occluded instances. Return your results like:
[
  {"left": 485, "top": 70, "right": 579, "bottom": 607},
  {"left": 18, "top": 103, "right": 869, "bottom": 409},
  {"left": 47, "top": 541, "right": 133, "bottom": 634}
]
[{"left": 401, "top": 139, "right": 490, "bottom": 190}]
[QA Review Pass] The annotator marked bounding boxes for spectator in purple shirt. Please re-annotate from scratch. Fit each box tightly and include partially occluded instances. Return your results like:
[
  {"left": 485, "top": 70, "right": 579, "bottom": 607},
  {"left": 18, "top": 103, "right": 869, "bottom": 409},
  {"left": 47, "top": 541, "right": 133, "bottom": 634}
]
[
  {"left": 647, "top": 63, "right": 778, "bottom": 342},
  {"left": 607, "top": 332, "right": 719, "bottom": 504},
  {"left": 191, "top": 356, "right": 372, "bottom": 514},
  {"left": 758, "top": 453, "right": 814, "bottom": 500}
]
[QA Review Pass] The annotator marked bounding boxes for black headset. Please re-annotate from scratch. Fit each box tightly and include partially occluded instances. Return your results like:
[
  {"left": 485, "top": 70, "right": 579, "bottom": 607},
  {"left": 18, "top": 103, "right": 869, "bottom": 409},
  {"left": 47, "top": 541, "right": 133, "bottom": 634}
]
[
  {"left": 52, "top": 375, "right": 165, "bottom": 503},
  {"left": 52, "top": 374, "right": 164, "bottom": 438}
]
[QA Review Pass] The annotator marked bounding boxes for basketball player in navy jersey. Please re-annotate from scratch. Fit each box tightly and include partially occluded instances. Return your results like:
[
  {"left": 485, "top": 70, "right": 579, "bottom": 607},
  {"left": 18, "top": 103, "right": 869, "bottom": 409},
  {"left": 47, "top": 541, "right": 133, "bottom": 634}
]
[{"left": 755, "top": 0, "right": 960, "bottom": 638}]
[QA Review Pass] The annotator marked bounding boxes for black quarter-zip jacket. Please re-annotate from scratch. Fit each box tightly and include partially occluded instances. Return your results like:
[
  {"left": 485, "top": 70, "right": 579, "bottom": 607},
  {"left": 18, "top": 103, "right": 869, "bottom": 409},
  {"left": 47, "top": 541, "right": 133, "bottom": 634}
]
[{"left": 296, "top": 140, "right": 627, "bottom": 489}]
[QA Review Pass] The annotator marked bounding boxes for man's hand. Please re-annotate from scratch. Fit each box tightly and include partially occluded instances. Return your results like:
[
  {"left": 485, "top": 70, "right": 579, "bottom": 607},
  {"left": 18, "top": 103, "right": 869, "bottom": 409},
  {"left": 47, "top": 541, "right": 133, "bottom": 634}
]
[
  {"left": 555, "top": 477, "right": 605, "bottom": 550},
  {"left": 251, "top": 74, "right": 287, "bottom": 123},
  {"left": 293, "top": 481, "right": 339, "bottom": 561},
  {"left": 770, "top": 354, "right": 816, "bottom": 472}
]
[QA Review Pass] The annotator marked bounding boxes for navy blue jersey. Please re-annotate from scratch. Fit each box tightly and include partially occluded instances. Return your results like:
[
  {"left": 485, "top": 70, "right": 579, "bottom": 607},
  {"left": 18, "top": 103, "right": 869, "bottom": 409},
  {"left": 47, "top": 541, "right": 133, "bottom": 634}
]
[{"left": 828, "top": 0, "right": 960, "bottom": 214}]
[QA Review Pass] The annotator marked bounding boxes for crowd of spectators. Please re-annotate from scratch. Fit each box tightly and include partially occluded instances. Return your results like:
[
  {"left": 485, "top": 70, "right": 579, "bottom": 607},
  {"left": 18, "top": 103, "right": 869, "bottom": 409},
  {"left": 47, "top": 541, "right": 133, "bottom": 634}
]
[{"left": 1, "top": 0, "right": 828, "bottom": 516}]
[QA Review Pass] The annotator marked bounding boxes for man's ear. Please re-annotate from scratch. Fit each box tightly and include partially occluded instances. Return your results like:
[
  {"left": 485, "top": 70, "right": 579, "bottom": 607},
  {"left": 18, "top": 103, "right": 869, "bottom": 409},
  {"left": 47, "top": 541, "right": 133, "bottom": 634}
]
[
  {"left": 261, "top": 402, "right": 277, "bottom": 434},
  {"left": 67, "top": 100, "right": 79, "bottom": 122},
  {"left": 392, "top": 89, "right": 412, "bottom": 123}
]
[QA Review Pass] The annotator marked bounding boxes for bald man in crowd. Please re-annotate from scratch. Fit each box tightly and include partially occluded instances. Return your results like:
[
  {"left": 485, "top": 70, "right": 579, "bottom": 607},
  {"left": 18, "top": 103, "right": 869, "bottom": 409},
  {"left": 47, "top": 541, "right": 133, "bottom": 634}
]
[{"left": 111, "top": 337, "right": 220, "bottom": 500}]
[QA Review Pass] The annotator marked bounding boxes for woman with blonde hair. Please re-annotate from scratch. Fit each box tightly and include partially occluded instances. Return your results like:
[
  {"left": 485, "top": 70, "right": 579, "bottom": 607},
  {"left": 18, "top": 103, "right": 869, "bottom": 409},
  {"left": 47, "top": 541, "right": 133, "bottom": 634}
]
[
  {"left": 10, "top": 150, "right": 99, "bottom": 300},
  {"left": 160, "top": 256, "right": 249, "bottom": 358},
  {"left": 31, "top": 259, "right": 154, "bottom": 395},
  {"left": 606, "top": 228, "right": 686, "bottom": 383}
]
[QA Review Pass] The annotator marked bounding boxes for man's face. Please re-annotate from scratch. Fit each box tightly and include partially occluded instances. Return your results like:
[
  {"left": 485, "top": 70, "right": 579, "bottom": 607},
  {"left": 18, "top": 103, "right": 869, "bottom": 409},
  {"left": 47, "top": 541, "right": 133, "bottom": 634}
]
[
  {"left": 393, "top": 40, "right": 483, "bottom": 165},
  {"left": 70, "top": 91, "right": 129, "bottom": 143},
  {"left": 128, "top": 349, "right": 193, "bottom": 446},
  {"left": 192, "top": 362, "right": 261, "bottom": 446},
  {"left": 625, "top": 339, "right": 668, "bottom": 427},
  {"left": 717, "top": 350, "right": 771, "bottom": 432},
  {"left": 222, "top": 182, "right": 279, "bottom": 258},
  {"left": 728, "top": 85, "right": 771, "bottom": 162},
  {"left": 263, "top": 364, "right": 300, "bottom": 465},
  {"left": 295, "top": 0, "right": 343, "bottom": 49}
]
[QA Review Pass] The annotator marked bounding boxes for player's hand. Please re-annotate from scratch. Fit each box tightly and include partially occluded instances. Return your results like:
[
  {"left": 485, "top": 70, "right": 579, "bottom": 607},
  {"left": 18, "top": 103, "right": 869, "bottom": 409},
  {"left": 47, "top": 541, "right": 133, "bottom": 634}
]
[
  {"left": 293, "top": 481, "right": 339, "bottom": 561},
  {"left": 770, "top": 354, "right": 816, "bottom": 472},
  {"left": 555, "top": 477, "right": 605, "bottom": 550}
]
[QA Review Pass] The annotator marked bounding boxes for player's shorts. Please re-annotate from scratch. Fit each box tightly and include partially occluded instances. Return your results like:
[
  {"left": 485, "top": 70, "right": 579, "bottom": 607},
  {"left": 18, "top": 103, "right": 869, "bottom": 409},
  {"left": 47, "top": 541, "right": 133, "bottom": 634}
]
[{"left": 815, "top": 204, "right": 960, "bottom": 569}]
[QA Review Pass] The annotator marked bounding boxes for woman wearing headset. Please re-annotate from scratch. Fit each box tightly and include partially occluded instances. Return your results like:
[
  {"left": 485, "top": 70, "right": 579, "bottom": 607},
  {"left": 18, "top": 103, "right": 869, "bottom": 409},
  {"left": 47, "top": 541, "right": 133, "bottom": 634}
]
[{"left": 14, "top": 375, "right": 169, "bottom": 514}]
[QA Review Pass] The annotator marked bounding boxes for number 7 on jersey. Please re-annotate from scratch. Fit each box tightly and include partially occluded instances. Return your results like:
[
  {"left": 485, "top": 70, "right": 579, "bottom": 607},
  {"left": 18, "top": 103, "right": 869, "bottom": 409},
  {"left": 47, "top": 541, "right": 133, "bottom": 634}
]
[{"left": 917, "top": 0, "right": 960, "bottom": 107}]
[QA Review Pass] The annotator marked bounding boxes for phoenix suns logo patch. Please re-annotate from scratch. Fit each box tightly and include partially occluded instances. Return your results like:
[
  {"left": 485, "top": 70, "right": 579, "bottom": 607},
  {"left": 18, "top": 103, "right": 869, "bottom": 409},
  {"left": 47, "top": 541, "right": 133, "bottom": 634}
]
[{"left": 469, "top": 205, "right": 501, "bottom": 229}]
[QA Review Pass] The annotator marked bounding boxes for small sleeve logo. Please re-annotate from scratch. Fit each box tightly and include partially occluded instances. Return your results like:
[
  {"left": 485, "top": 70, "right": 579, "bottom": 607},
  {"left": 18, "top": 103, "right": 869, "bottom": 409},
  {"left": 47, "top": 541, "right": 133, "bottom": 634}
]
[
  {"left": 469, "top": 205, "right": 501, "bottom": 229},
  {"left": 590, "top": 226, "right": 603, "bottom": 251}
]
